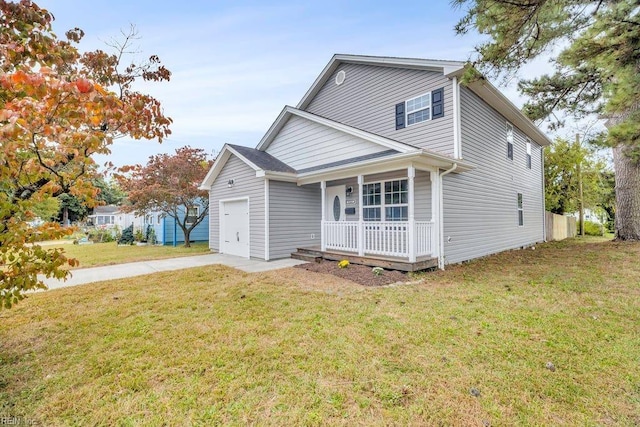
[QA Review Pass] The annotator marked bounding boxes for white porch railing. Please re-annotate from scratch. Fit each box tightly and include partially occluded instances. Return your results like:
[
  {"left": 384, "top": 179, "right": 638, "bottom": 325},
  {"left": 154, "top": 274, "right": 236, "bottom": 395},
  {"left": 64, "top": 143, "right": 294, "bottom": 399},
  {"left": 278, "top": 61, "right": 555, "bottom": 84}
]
[
  {"left": 324, "top": 221, "right": 359, "bottom": 252},
  {"left": 323, "top": 220, "right": 434, "bottom": 258}
]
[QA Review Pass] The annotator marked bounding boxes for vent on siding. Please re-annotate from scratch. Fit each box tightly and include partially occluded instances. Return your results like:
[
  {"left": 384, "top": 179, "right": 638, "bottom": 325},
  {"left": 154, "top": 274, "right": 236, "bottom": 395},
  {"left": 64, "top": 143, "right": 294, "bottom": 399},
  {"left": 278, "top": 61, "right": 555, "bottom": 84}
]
[{"left": 335, "top": 70, "right": 346, "bottom": 86}]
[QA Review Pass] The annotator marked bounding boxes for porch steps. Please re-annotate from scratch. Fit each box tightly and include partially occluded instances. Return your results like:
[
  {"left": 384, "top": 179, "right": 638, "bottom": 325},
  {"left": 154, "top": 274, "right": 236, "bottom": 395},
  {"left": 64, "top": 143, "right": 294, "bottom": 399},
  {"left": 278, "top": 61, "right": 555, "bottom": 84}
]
[
  {"left": 290, "top": 248, "right": 323, "bottom": 263},
  {"left": 291, "top": 247, "right": 438, "bottom": 272}
]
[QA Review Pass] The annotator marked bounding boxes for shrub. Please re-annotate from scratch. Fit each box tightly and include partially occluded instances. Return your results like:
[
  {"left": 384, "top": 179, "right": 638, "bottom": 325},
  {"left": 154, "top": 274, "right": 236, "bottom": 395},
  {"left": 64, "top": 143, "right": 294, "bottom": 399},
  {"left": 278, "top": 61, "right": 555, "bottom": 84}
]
[
  {"left": 578, "top": 221, "right": 604, "bottom": 236},
  {"left": 118, "top": 224, "right": 135, "bottom": 245},
  {"left": 338, "top": 260, "right": 350, "bottom": 269},
  {"left": 372, "top": 267, "right": 384, "bottom": 276},
  {"left": 146, "top": 225, "right": 157, "bottom": 245}
]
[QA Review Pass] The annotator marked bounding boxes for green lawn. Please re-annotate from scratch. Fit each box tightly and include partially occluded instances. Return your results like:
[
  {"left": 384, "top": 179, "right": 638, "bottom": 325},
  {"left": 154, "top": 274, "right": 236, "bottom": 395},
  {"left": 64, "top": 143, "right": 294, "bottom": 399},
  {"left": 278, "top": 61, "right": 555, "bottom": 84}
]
[
  {"left": 1, "top": 237, "right": 639, "bottom": 425},
  {"left": 53, "top": 241, "right": 211, "bottom": 269}
]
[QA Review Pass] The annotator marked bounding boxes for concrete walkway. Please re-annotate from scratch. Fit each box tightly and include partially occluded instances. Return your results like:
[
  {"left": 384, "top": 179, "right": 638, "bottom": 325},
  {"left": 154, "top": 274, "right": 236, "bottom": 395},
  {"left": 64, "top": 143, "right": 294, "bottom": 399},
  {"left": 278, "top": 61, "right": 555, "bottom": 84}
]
[{"left": 42, "top": 254, "right": 305, "bottom": 290}]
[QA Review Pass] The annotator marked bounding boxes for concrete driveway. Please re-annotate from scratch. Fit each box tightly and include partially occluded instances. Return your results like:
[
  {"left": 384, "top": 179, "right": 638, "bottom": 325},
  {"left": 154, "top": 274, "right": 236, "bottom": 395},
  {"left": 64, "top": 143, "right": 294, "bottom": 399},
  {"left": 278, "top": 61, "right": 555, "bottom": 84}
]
[{"left": 42, "top": 254, "right": 305, "bottom": 290}]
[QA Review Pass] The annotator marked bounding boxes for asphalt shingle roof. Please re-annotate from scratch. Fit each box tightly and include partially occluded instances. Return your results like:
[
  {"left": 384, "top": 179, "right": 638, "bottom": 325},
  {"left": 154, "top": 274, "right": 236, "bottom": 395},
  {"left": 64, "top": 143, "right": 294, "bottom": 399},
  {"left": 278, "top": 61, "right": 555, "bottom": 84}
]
[{"left": 228, "top": 144, "right": 296, "bottom": 174}]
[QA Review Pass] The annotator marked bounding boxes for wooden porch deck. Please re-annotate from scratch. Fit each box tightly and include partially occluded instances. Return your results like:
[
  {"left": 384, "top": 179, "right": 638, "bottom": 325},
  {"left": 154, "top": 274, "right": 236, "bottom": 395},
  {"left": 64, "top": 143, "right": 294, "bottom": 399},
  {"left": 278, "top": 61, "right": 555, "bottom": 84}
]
[{"left": 291, "top": 247, "right": 438, "bottom": 272}]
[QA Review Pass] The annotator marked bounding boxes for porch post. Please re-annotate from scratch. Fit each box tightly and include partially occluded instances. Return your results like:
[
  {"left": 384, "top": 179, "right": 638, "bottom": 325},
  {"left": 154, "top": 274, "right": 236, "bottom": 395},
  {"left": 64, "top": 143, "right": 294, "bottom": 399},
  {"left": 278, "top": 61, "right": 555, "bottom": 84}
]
[
  {"left": 357, "top": 175, "right": 364, "bottom": 256},
  {"left": 321, "top": 181, "right": 326, "bottom": 251},
  {"left": 408, "top": 166, "right": 416, "bottom": 262},
  {"left": 430, "top": 169, "right": 440, "bottom": 261}
]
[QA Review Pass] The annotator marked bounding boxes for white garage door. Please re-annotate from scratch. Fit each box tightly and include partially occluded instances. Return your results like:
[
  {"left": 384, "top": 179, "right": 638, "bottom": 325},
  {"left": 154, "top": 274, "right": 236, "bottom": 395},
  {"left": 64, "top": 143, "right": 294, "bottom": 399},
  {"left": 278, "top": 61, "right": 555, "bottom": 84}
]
[{"left": 221, "top": 199, "right": 249, "bottom": 258}]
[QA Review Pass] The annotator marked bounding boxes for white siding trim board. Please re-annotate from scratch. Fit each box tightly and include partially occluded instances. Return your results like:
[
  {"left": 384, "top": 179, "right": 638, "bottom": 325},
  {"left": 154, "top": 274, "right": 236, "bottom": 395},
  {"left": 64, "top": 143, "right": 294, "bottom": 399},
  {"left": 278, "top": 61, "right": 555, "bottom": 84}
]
[{"left": 264, "top": 179, "right": 270, "bottom": 261}]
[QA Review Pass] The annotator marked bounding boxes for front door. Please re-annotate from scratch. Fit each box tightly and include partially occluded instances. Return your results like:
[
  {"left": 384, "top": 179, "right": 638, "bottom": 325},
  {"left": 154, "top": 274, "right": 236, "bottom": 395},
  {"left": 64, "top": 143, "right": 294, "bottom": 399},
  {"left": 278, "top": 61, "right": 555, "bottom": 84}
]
[
  {"left": 222, "top": 199, "right": 249, "bottom": 258},
  {"left": 325, "top": 185, "right": 345, "bottom": 222}
]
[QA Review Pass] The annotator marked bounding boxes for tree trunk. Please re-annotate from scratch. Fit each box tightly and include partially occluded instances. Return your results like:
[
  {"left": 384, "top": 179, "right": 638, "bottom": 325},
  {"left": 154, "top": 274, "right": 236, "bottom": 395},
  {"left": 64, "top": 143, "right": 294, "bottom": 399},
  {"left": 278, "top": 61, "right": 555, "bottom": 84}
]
[
  {"left": 62, "top": 206, "right": 69, "bottom": 226},
  {"left": 613, "top": 145, "right": 640, "bottom": 240},
  {"left": 183, "top": 227, "right": 191, "bottom": 247}
]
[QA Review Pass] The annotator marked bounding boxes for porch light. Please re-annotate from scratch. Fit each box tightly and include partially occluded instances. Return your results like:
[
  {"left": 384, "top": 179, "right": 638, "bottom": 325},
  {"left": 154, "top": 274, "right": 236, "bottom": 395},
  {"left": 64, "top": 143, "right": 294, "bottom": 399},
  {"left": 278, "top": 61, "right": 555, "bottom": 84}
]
[{"left": 228, "top": 179, "right": 234, "bottom": 188}]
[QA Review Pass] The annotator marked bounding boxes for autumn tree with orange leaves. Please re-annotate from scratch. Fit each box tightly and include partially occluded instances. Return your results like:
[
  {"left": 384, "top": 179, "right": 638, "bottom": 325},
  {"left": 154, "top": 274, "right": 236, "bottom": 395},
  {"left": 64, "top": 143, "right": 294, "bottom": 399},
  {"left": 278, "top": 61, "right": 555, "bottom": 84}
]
[
  {"left": 117, "top": 147, "right": 212, "bottom": 248},
  {"left": 0, "top": 0, "right": 172, "bottom": 308}
]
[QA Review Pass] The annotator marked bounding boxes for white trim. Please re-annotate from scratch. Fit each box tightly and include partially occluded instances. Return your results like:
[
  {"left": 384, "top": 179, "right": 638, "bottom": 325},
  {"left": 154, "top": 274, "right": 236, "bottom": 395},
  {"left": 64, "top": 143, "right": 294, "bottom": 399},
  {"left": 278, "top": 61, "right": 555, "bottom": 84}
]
[
  {"left": 293, "top": 54, "right": 550, "bottom": 147},
  {"left": 200, "top": 144, "right": 262, "bottom": 189},
  {"left": 296, "top": 54, "right": 465, "bottom": 110},
  {"left": 408, "top": 166, "right": 416, "bottom": 262},
  {"left": 219, "top": 196, "right": 250, "bottom": 259},
  {"left": 320, "top": 181, "right": 326, "bottom": 251},
  {"left": 467, "top": 80, "right": 552, "bottom": 147},
  {"left": 438, "top": 163, "right": 458, "bottom": 269},
  {"left": 264, "top": 179, "right": 270, "bottom": 261},
  {"left": 257, "top": 106, "right": 416, "bottom": 154},
  {"left": 297, "top": 151, "right": 473, "bottom": 186},
  {"left": 452, "top": 76, "right": 462, "bottom": 159},
  {"left": 357, "top": 175, "right": 364, "bottom": 256},
  {"left": 430, "top": 171, "right": 439, "bottom": 260}
]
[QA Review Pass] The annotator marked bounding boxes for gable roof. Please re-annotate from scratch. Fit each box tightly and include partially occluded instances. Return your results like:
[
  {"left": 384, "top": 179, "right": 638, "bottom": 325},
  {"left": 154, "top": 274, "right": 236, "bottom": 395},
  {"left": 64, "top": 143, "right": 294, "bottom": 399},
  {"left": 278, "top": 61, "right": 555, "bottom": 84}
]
[
  {"left": 296, "top": 54, "right": 552, "bottom": 147},
  {"left": 256, "top": 106, "right": 418, "bottom": 153},
  {"left": 91, "top": 205, "right": 120, "bottom": 216},
  {"left": 199, "top": 143, "right": 297, "bottom": 189},
  {"left": 227, "top": 144, "right": 296, "bottom": 173}
]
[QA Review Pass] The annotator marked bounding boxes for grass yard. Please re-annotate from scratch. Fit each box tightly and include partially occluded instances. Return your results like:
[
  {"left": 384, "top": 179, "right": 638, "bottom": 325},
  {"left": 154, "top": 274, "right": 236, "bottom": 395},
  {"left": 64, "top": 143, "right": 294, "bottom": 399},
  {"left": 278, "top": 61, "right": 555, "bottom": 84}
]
[
  {"left": 1, "top": 237, "right": 639, "bottom": 425},
  {"left": 52, "top": 241, "right": 211, "bottom": 269}
]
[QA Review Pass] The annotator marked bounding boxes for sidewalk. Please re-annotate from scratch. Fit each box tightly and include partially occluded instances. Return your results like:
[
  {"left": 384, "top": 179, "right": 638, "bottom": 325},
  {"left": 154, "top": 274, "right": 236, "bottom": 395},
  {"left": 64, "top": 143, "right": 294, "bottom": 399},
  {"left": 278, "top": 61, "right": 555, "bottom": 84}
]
[{"left": 42, "top": 253, "right": 305, "bottom": 290}]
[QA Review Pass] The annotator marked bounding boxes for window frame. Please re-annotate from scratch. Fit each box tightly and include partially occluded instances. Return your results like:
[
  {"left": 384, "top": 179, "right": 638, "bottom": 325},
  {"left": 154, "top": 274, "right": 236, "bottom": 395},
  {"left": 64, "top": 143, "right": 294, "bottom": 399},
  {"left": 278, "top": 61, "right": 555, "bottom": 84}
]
[
  {"left": 506, "top": 122, "right": 514, "bottom": 160},
  {"left": 186, "top": 206, "right": 199, "bottom": 226},
  {"left": 363, "top": 178, "right": 409, "bottom": 222},
  {"left": 526, "top": 139, "right": 532, "bottom": 169},
  {"left": 517, "top": 192, "right": 524, "bottom": 226},
  {"left": 405, "top": 92, "right": 432, "bottom": 127}
]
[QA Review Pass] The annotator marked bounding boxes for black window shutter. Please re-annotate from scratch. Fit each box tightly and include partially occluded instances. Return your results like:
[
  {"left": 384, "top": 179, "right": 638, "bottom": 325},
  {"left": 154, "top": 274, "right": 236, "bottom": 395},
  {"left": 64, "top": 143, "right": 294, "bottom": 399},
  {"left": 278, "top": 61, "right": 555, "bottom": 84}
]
[
  {"left": 395, "top": 102, "right": 405, "bottom": 130},
  {"left": 432, "top": 87, "right": 444, "bottom": 119}
]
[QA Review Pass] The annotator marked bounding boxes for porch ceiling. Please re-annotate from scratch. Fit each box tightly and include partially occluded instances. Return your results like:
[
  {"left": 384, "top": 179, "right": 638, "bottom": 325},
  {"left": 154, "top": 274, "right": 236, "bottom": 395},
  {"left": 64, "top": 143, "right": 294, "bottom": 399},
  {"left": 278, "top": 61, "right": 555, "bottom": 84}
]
[{"left": 295, "top": 150, "right": 474, "bottom": 185}]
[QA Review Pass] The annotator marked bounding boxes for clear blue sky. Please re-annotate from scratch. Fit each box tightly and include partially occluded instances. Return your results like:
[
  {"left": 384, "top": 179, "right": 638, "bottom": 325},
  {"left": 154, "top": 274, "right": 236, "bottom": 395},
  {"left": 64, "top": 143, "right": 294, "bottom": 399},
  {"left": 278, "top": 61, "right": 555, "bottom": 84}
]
[{"left": 36, "top": 0, "right": 551, "bottom": 168}]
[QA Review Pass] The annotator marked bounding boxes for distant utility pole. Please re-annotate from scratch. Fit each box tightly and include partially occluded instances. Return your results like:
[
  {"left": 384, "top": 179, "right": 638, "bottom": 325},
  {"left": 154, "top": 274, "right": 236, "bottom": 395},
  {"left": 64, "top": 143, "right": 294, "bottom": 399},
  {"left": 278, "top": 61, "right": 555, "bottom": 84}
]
[{"left": 576, "top": 133, "right": 584, "bottom": 237}]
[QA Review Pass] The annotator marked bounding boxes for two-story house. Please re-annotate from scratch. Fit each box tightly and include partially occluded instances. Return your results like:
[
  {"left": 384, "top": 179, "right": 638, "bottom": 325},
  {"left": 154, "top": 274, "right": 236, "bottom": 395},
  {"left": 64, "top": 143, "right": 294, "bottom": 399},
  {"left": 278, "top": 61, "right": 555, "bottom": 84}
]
[{"left": 200, "top": 54, "right": 551, "bottom": 270}]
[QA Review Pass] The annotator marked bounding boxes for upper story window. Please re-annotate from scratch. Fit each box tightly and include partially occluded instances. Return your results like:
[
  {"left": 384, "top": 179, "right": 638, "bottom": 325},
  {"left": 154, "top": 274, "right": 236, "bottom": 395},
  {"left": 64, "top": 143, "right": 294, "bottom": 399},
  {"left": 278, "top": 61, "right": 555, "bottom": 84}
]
[
  {"left": 506, "top": 122, "right": 514, "bottom": 160},
  {"left": 395, "top": 88, "right": 444, "bottom": 130},
  {"left": 406, "top": 94, "right": 431, "bottom": 126},
  {"left": 526, "top": 140, "right": 532, "bottom": 169}
]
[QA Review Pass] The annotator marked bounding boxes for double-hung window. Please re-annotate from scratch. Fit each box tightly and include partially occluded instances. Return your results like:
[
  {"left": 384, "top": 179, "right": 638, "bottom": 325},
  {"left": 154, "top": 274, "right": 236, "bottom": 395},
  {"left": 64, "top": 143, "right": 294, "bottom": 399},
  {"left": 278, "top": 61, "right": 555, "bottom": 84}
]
[
  {"left": 363, "top": 179, "right": 409, "bottom": 222},
  {"left": 186, "top": 207, "right": 199, "bottom": 226},
  {"left": 384, "top": 180, "right": 408, "bottom": 221},
  {"left": 526, "top": 140, "right": 532, "bottom": 169},
  {"left": 406, "top": 94, "right": 431, "bottom": 126},
  {"left": 362, "top": 183, "right": 381, "bottom": 221},
  {"left": 517, "top": 193, "right": 524, "bottom": 226},
  {"left": 506, "top": 122, "right": 514, "bottom": 160}
]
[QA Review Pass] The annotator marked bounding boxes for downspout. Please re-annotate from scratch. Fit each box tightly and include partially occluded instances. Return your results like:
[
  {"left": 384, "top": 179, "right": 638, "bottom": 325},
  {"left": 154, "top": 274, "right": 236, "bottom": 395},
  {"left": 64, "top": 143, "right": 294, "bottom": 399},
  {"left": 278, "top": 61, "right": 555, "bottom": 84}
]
[{"left": 438, "top": 163, "right": 458, "bottom": 270}]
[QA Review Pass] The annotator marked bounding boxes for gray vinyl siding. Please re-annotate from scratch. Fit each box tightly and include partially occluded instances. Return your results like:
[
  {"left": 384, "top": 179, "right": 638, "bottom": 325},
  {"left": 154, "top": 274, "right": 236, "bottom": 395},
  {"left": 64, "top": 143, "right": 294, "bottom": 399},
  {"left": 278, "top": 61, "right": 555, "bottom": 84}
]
[
  {"left": 442, "top": 86, "right": 544, "bottom": 264},
  {"left": 268, "top": 181, "right": 321, "bottom": 259},
  {"left": 209, "top": 155, "right": 265, "bottom": 259},
  {"left": 325, "top": 170, "right": 431, "bottom": 221},
  {"left": 265, "top": 115, "right": 389, "bottom": 170},
  {"left": 306, "top": 63, "right": 454, "bottom": 155}
]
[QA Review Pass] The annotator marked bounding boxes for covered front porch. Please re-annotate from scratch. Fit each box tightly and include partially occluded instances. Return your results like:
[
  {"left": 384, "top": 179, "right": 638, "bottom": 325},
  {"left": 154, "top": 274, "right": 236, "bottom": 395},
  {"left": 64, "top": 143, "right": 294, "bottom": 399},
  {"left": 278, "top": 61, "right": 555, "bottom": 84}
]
[{"left": 296, "top": 155, "right": 447, "bottom": 267}]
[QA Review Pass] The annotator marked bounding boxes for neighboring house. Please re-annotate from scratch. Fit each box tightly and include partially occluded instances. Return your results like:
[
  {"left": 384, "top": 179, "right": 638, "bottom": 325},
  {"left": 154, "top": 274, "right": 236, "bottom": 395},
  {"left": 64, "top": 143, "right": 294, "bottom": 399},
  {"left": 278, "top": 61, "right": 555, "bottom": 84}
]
[
  {"left": 569, "top": 208, "right": 606, "bottom": 225},
  {"left": 88, "top": 205, "right": 144, "bottom": 230},
  {"left": 142, "top": 203, "right": 209, "bottom": 246},
  {"left": 200, "top": 54, "right": 551, "bottom": 269}
]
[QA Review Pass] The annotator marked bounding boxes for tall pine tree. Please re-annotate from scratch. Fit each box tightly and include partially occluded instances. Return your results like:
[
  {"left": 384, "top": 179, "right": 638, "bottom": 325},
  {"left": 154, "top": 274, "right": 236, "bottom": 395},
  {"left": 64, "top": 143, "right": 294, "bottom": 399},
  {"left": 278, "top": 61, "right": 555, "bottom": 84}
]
[{"left": 454, "top": 0, "right": 640, "bottom": 240}]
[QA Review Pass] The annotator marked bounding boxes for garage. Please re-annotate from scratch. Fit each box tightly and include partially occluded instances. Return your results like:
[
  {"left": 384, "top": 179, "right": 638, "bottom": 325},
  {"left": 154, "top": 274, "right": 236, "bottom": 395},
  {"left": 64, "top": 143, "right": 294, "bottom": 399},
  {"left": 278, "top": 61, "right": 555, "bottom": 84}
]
[{"left": 220, "top": 198, "right": 249, "bottom": 258}]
